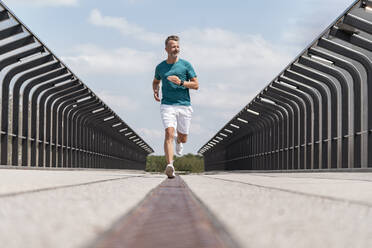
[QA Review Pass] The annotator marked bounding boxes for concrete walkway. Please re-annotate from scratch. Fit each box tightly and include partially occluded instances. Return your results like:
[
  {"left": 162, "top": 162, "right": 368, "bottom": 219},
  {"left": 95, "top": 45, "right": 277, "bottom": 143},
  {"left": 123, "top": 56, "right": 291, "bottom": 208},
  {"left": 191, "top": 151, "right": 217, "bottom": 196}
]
[
  {"left": 0, "top": 168, "right": 164, "bottom": 248},
  {"left": 183, "top": 172, "right": 372, "bottom": 248},
  {"left": 1, "top": 168, "right": 372, "bottom": 248}
]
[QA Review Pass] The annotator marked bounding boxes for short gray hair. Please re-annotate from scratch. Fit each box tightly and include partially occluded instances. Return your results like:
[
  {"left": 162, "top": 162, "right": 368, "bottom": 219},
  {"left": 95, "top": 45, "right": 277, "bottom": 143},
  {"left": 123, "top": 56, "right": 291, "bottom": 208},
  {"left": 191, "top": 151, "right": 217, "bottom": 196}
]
[{"left": 165, "top": 35, "right": 179, "bottom": 46}]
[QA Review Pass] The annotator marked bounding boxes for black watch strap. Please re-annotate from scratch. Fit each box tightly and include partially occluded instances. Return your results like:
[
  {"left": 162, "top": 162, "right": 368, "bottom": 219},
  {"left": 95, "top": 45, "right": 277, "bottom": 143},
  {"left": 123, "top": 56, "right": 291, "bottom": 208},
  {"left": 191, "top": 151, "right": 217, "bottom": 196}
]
[{"left": 180, "top": 80, "right": 184, "bottom": 86}]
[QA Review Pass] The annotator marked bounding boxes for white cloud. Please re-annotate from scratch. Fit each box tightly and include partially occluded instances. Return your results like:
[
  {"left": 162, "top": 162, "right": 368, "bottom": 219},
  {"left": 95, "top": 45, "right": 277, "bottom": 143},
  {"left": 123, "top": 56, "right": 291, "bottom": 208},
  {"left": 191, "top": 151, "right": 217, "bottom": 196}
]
[
  {"left": 89, "top": 9, "right": 163, "bottom": 44},
  {"left": 97, "top": 90, "right": 139, "bottom": 112},
  {"left": 178, "top": 28, "right": 292, "bottom": 93},
  {"left": 86, "top": 10, "right": 291, "bottom": 83},
  {"left": 280, "top": 17, "right": 330, "bottom": 49},
  {"left": 279, "top": 0, "right": 355, "bottom": 49},
  {"left": 4, "top": 0, "right": 79, "bottom": 6},
  {"left": 87, "top": 9, "right": 291, "bottom": 72},
  {"left": 181, "top": 29, "right": 289, "bottom": 70},
  {"left": 137, "top": 128, "right": 162, "bottom": 140},
  {"left": 179, "top": 28, "right": 291, "bottom": 113},
  {"left": 193, "top": 86, "right": 255, "bottom": 110},
  {"left": 62, "top": 44, "right": 156, "bottom": 75},
  {"left": 64, "top": 19, "right": 291, "bottom": 112}
]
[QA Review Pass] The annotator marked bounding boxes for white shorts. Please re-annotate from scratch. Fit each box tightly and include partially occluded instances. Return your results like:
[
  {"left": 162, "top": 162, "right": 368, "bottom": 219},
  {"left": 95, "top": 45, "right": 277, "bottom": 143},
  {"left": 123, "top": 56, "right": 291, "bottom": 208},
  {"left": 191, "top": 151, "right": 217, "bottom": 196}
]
[{"left": 160, "top": 104, "right": 193, "bottom": 135}]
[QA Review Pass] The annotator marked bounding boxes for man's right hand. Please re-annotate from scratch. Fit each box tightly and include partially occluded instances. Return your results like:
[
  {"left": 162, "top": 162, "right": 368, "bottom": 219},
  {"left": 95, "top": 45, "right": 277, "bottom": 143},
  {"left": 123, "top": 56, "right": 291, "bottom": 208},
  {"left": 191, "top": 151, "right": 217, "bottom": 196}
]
[
  {"left": 154, "top": 89, "right": 160, "bottom": 102},
  {"left": 153, "top": 78, "right": 161, "bottom": 102}
]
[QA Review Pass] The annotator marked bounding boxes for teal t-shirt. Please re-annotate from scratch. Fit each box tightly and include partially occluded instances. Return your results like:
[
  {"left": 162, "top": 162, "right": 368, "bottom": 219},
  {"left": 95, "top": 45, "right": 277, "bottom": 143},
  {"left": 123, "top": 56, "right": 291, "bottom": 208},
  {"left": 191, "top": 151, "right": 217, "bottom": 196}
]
[{"left": 154, "top": 59, "right": 197, "bottom": 106}]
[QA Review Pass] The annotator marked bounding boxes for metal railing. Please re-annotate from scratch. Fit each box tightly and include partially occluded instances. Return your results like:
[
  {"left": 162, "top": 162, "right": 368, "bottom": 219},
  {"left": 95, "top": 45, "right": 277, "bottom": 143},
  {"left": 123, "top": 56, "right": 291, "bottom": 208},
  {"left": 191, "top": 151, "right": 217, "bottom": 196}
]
[
  {"left": 199, "top": 0, "right": 372, "bottom": 171},
  {"left": 0, "top": 1, "right": 153, "bottom": 169}
]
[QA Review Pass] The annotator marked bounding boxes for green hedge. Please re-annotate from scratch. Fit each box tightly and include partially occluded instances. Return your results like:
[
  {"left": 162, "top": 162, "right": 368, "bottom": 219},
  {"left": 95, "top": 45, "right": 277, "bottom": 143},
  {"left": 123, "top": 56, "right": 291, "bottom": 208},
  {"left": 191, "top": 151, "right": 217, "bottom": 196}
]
[{"left": 146, "top": 153, "right": 204, "bottom": 173}]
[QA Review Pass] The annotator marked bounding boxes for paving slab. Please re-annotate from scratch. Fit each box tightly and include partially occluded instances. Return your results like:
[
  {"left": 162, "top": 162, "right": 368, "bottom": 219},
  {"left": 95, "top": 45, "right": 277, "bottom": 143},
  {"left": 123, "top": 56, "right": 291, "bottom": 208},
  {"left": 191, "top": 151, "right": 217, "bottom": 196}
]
[
  {"left": 0, "top": 168, "right": 146, "bottom": 196},
  {"left": 0, "top": 168, "right": 164, "bottom": 248},
  {"left": 204, "top": 172, "right": 372, "bottom": 205},
  {"left": 182, "top": 172, "right": 372, "bottom": 248}
]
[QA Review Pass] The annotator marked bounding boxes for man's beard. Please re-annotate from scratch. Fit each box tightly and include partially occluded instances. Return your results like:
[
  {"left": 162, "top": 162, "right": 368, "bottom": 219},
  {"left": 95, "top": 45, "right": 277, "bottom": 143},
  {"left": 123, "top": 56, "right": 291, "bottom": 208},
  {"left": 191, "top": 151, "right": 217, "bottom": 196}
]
[{"left": 171, "top": 51, "right": 179, "bottom": 58}]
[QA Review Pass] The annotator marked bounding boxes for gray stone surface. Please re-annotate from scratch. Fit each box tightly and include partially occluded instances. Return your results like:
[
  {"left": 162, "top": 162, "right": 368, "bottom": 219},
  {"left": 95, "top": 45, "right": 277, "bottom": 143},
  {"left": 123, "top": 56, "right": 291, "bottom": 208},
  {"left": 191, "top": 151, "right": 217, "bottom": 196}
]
[
  {"left": 182, "top": 172, "right": 372, "bottom": 248},
  {"left": 3, "top": 168, "right": 372, "bottom": 248},
  {"left": 0, "top": 168, "right": 147, "bottom": 196},
  {"left": 0, "top": 168, "right": 164, "bottom": 248}
]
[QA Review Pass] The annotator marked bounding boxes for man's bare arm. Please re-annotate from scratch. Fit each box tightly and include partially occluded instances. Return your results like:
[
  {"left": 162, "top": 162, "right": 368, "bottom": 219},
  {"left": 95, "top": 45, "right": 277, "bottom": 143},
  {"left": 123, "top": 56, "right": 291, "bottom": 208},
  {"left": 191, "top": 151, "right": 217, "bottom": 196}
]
[
  {"left": 183, "top": 77, "right": 199, "bottom": 90},
  {"left": 153, "top": 78, "right": 161, "bottom": 101},
  {"left": 167, "top": 76, "right": 199, "bottom": 90}
]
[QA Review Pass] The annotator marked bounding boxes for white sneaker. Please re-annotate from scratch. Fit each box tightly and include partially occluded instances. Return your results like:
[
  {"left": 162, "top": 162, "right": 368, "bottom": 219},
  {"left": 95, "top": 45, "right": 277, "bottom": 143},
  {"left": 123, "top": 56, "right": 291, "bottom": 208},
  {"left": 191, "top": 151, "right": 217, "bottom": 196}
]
[
  {"left": 165, "top": 164, "right": 175, "bottom": 178},
  {"left": 175, "top": 138, "right": 183, "bottom": 157}
]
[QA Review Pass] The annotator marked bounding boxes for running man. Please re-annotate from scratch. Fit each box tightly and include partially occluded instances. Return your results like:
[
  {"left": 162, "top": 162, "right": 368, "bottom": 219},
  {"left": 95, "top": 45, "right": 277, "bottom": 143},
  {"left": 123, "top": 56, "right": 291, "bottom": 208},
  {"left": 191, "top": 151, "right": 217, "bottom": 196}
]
[{"left": 152, "top": 35, "right": 199, "bottom": 178}]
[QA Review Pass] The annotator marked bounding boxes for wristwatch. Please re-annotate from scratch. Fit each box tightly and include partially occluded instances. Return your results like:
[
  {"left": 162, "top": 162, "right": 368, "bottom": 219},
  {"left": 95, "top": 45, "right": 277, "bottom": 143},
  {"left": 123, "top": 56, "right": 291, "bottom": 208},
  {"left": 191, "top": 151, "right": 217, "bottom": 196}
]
[{"left": 180, "top": 80, "right": 184, "bottom": 86}]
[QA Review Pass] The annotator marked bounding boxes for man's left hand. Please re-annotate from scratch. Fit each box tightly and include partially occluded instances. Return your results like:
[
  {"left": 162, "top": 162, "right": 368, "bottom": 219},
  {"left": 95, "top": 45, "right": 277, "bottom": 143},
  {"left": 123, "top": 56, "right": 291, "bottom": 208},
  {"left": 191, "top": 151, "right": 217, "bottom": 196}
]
[{"left": 167, "top": 75, "right": 181, "bottom": 85}]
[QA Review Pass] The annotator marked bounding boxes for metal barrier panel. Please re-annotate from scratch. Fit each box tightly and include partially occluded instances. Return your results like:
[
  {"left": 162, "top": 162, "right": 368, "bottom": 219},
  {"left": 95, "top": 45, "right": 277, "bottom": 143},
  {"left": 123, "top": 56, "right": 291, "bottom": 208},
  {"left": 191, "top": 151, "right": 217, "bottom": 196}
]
[
  {"left": 199, "top": 0, "right": 372, "bottom": 171},
  {"left": 0, "top": 2, "right": 153, "bottom": 168}
]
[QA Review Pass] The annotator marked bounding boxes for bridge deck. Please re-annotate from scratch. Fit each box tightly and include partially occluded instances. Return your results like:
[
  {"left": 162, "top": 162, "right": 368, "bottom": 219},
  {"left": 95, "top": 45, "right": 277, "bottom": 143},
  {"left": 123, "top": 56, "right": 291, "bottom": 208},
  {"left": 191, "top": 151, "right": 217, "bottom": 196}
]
[{"left": 1, "top": 168, "right": 372, "bottom": 248}]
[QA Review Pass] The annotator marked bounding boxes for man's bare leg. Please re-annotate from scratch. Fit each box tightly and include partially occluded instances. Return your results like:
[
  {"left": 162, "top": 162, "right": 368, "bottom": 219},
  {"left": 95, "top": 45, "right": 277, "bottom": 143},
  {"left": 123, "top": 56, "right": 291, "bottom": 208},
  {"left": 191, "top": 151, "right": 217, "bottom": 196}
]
[
  {"left": 177, "top": 131, "right": 188, "bottom": 144},
  {"left": 164, "top": 127, "right": 175, "bottom": 164},
  {"left": 174, "top": 131, "right": 187, "bottom": 156}
]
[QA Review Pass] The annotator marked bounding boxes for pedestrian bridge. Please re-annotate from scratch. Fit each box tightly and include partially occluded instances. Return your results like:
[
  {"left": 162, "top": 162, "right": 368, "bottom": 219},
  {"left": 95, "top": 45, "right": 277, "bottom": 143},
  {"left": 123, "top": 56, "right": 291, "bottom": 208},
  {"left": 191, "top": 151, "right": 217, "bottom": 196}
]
[{"left": 1, "top": 0, "right": 372, "bottom": 248}]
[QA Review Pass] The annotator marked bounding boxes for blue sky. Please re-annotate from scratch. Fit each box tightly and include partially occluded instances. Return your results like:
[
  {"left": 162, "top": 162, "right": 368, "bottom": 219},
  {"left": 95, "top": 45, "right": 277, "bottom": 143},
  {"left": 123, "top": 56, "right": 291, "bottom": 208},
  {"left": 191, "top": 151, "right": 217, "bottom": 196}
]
[{"left": 2, "top": 0, "right": 356, "bottom": 155}]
